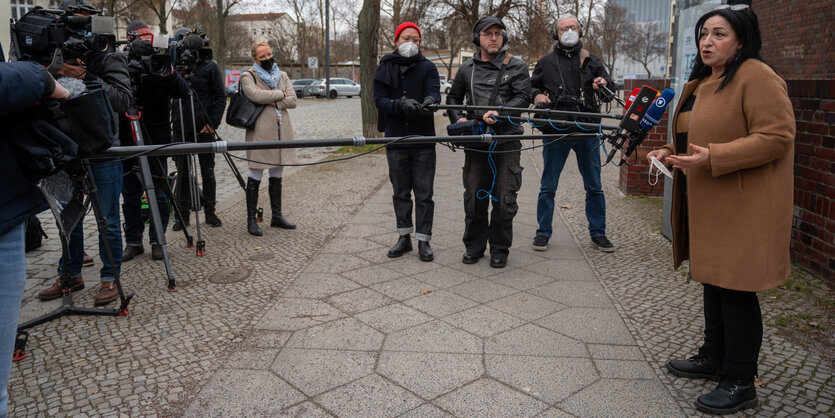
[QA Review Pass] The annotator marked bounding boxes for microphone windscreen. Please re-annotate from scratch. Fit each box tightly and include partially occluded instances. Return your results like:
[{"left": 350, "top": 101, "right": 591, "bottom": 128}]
[
  {"left": 624, "top": 87, "right": 640, "bottom": 110},
  {"left": 58, "top": 76, "right": 88, "bottom": 99},
  {"left": 130, "top": 39, "right": 154, "bottom": 57},
  {"left": 619, "top": 85, "right": 658, "bottom": 134},
  {"left": 183, "top": 34, "right": 204, "bottom": 50}
]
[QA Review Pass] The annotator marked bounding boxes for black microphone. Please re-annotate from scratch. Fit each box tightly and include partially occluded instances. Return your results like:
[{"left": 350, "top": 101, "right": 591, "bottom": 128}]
[
  {"left": 183, "top": 34, "right": 205, "bottom": 50},
  {"left": 606, "top": 85, "right": 658, "bottom": 163}
]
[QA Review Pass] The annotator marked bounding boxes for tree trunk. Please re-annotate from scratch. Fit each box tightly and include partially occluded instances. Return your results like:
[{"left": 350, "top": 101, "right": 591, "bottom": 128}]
[
  {"left": 358, "top": 0, "right": 381, "bottom": 138},
  {"left": 157, "top": 0, "right": 168, "bottom": 34},
  {"left": 215, "top": 0, "right": 227, "bottom": 74}
]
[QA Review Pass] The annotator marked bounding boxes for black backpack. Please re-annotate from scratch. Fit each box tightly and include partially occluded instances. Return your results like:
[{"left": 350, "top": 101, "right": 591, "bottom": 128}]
[{"left": 25, "top": 215, "right": 48, "bottom": 252}]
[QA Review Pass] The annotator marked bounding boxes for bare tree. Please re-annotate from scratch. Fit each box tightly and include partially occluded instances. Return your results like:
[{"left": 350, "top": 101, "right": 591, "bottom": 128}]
[
  {"left": 358, "top": 0, "right": 381, "bottom": 137},
  {"left": 134, "top": 0, "right": 175, "bottom": 34},
  {"left": 585, "top": 2, "right": 629, "bottom": 77},
  {"left": 422, "top": 13, "right": 469, "bottom": 80},
  {"left": 624, "top": 21, "right": 666, "bottom": 78}
]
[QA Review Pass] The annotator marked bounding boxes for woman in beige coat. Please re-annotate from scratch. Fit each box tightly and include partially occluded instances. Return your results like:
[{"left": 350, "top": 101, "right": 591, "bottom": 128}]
[
  {"left": 647, "top": 6, "right": 795, "bottom": 415},
  {"left": 240, "top": 41, "right": 298, "bottom": 236}
]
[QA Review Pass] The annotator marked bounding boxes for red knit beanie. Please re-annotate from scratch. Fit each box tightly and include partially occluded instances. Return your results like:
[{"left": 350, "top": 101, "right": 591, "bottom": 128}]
[{"left": 395, "top": 22, "right": 421, "bottom": 41}]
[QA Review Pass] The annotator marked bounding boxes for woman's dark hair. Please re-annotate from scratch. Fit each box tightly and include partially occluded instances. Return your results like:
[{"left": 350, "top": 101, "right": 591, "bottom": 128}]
[{"left": 688, "top": 7, "right": 763, "bottom": 91}]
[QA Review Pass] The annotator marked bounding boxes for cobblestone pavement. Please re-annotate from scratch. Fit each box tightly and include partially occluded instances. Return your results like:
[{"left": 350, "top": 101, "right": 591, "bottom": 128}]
[{"left": 11, "top": 99, "right": 833, "bottom": 417}]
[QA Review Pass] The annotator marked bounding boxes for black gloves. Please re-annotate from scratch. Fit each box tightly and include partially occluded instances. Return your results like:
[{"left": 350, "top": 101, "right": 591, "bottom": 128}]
[
  {"left": 418, "top": 96, "right": 436, "bottom": 116},
  {"left": 398, "top": 96, "right": 421, "bottom": 117}
]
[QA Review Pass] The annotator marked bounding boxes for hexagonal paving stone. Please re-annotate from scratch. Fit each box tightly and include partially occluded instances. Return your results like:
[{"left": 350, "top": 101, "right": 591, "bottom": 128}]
[
  {"left": 272, "top": 348, "right": 376, "bottom": 396},
  {"left": 536, "top": 307, "right": 635, "bottom": 345},
  {"left": 442, "top": 305, "right": 526, "bottom": 338},
  {"left": 447, "top": 279, "right": 519, "bottom": 304},
  {"left": 487, "top": 293, "right": 565, "bottom": 321},
  {"left": 355, "top": 303, "right": 433, "bottom": 334},
  {"left": 557, "top": 379, "right": 685, "bottom": 417},
  {"left": 377, "top": 352, "right": 483, "bottom": 398},
  {"left": 434, "top": 378, "right": 548, "bottom": 417},
  {"left": 282, "top": 273, "right": 362, "bottom": 299},
  {"left": 371, "top": 277, "right": 437, "bottom": 301},
  {"left": 403, "top": 290, "right": 480, "bottom": 318},
  {"left": 256, "top": 298, "right": 346, "bottom": 331},
  {"left": 486, "top": 355, "right": 598, "bottom": 404},
  {"left": 383, "top": 320, "right": 482, "bottom": 354},
  {"left": 184, "top": 369, "right": 305, "bottom": 417},
  {"left": 534, "top": 281, "right": 613, "bottom": 308},
  {"left": 325, "top": 287, "right": 396, "bottom": 315},
  {"left": 286, "top": 317, "right": 385, "bottom": 351},
  {"left": 485, "top": 324, "right": 589, "bottom": 358},
  {"left": 314, "top": 374, "right": 423, "bottom": 418}
]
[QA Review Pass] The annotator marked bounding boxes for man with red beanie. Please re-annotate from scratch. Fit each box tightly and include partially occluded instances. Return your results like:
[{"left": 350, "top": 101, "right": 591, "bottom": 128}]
[{"left": 374, "top": 22, "right": 441, "bottom": 262}]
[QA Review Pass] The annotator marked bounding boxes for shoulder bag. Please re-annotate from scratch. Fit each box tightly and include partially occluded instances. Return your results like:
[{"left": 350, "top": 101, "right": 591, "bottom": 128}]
[{"left": 226, "top": 71, "right": 264, "bottom": 129}]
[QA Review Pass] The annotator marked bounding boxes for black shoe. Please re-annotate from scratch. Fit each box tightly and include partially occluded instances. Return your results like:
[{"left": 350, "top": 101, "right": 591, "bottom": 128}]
[
  {"left": 462, "top": 252, "right": 483, "bottom": 264},
  {"left": 490, "top": 256, "right": 507, "bottom": 268},
  {"left": 172, "top": 219, "right": 190, "bottom": 231},
  {"left": 591, "top": 236, "right": 616, "bottom": 252},
  {"left": 122, "top": 245, "right": 144, "bottom": 261},
  {"left": 82, "top": 252, "right": 94, "bottom": 267},
  {"left": 532, "top": 235, "right": 549, "bottom": 251},
  {"left": 695, "top": 379, "right": 758, "bottom": 415},
  {"left": 205, "top": 213, "right": 222, "bottom": 227},
  {"left": 666, "top": 355, "right": 721, "bottom": 380},
  {"left": 151, "top": 244, "right": 164, "bottom": 260},
  {"left": 269, "top": 177, "right": 296, "bottom": 229},
  {"left": 387, "top": 235, "right": 412, "bottom": 258},
  {"left": 418, "top": 241, "right": 433, "bottom": 262},
  {"left": 246, "top": 178, "right": 263, "bottom": 236}
]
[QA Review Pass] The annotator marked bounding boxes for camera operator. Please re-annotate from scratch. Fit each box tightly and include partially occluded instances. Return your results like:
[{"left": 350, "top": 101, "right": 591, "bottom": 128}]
[
  {"left": 446, "top": 16, "right": 530, "bottom": 269},
  {"left": 0, "top": 59, "right": 70, "bottom": 418},
  {"left": 530, "top": 15, "right": 615, "bottom": 254},
  {"left": 120, "top": 20, "right": 189, "bottom": 262},
  {"left": 170, "top": 29, "right": 227, "bottom": 230},
  {"left": 36, "top": 0, "right": 132, "bottom": 306}
]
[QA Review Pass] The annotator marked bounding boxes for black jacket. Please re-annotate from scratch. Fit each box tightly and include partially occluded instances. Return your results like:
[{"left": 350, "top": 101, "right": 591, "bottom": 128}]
[
  {"left": 84, "top": 51, "right": 133, "bottom": 116},
  {"left": 119, "top": 71, "right": 189, "bottom": 146},
  {"left": 530, "top": 42, "right": 613, "bottom": 114},
  {"left": 0, "top": 61, "right": 50, "bottom": 236},
  {"left": 446, "top": 46, "right": 531, "bottom": 146},
  {"left": 373, "top": 52, "right": 441, "bottom": 148},
  {"left": 171, "top": 59, "right": 227, "bottom": 133}
]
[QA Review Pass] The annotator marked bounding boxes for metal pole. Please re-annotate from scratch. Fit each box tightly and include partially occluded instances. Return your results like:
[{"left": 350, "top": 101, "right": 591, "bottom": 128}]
[{"left": 325, "top": 0, "right": 331, "bottom": 98}]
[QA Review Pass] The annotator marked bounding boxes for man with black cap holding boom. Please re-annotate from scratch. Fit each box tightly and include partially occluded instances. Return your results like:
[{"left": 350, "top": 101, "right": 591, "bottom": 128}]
[{"left": 446, "top": 16, "right": 531, "bottom": 269}]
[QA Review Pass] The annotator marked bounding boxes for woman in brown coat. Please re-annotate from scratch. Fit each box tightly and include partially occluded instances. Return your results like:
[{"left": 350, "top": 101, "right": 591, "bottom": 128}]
[
  {"left": 240, "top": 41, "right": 298, "bottom": 236},
  {"left": 648, "top": 6, "right": 795, "bottom": 415}
]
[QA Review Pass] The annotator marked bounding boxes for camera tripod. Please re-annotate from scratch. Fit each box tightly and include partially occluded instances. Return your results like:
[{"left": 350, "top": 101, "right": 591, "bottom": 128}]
[
  {"left": 173, "top": 88, "right": 246, "bottom": 257},
  {"left": 124, "top": 108, "right": 192, "bottom": 291},
  {"left": 14, "top": 159, "right": 135, "bottom": 360}
]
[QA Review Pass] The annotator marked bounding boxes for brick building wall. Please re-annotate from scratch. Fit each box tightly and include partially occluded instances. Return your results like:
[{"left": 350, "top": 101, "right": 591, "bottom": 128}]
[
  {"left": 758, "top": 0, "right": 835, "bottom": 283},
  {"left": 617, "top": 79, "right": 671, "bottom": 196}
]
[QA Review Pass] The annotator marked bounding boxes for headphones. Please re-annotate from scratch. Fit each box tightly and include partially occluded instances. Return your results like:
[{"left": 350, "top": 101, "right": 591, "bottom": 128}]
[
  {"left": 551, "top": 15, "right": 583, "bottom": 40},
  {"left": 472, "top": 16, "right": 508, "bottom": 47}
]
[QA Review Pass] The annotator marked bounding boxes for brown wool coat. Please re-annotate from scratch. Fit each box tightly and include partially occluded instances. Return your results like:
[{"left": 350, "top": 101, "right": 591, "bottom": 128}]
[
  {"left": 662, "top": 59, "right": 796, "bottom": 292},
  {"left": 240, "top": 67, "right": 298, "bottom": 170}
]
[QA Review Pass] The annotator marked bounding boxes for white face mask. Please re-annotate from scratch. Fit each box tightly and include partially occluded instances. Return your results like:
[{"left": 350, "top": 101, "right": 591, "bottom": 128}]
[
  {"left": 560, "top": 29, "right": 579, "bottom": 47},
  {"left": 648, "top": 155, "right": 673, "bottom": 186},
  {"left": 397, "top": 41, "right": 419, "bottom": 58}
]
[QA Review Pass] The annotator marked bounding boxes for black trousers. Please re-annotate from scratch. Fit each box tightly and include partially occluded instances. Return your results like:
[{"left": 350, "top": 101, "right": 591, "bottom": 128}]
[
  {"left": 173, "top": 132, "right": 217, "bottom": 214},
  {"left": 462, "top": 142, "right": 523, "bottom": 258},
  {"left": 698, "top": 283, "right": 763, "bottom": 381},
  {"left": 386, "top": 147, "right": 436, "bottom": 240}
]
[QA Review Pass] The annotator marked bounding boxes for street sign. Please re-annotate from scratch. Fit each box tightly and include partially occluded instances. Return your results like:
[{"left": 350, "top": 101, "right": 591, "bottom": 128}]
[{"left": 308, "top": 57, "right": 318, "bottom": 69}]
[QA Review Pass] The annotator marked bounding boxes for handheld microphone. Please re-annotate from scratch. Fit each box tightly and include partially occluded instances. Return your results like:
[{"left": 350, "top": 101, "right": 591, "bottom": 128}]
[
  {"left": 606, "top": 85, "right": 658, "bottom": 163},
  {"left": 619, "top": 88, "right": 675, "bottom": 163},
  {"left": 624, "top": 87, "right": 640, "bottom": 111}
]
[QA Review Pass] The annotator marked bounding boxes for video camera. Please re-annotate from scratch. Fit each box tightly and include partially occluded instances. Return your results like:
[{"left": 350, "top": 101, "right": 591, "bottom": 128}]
[
  {"left": 122, "top": 33, "right": 172, "bottom": 82},
  {"left": 169, "top": 28, "right": 212, "bottom": 75},
  {"left": 11, "top": 6, "right": 116, "bottom": 73}
]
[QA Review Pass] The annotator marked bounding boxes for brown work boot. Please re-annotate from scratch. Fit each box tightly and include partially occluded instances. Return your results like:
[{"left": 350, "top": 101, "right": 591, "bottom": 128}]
[
  {"left": 38, "top": 275, "right": 84, "bottom": 301},
  {"left": 94, "top": 282, "right": 118, "bottom": 305}
]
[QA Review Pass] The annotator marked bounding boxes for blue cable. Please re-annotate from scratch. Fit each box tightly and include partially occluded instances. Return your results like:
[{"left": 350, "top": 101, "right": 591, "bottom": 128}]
[
  {"left": 526, "top": 116, "right": 543, "bottom": 128},
  {"left": 505, "top": 115, "right": 521, "bottom": 126},
  {"left": 573, "top": 120, "right": 592, "bottom": 131},
  {"left": 476, "top": 135, "right": 499, "bottom": 202},
  {"left": 548, "top": 118, "right": 569, "bottom": 131}
]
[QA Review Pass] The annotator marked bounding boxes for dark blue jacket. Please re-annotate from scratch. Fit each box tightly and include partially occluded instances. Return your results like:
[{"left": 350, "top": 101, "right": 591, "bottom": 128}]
[
  {"left": 0, "top": 61, "right": 51, "bottom": 236},
  {"left": 119, "top": 71, "right": 189, "bottom": 146},
  {"left": 373, "top": 52, "right": 440, "bottom": 148},
  {"left": 171, "top": 59, "right": 227, "bottom": 133}
]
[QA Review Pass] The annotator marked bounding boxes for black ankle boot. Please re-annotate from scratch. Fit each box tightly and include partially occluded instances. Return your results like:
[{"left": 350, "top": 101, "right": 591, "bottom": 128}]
[
  {"left": 695, "top": 379, "right": 758, "bottom": 415},
  {"left": 269, "top": 177, "right": 296, "bottom": 229},
  {"left": 666, "top": 355, "right": 721, "bottom": 380},
  {"left": 387, "top": 235, "right": 412, "bottom": 258},
  {"left": 246, "top": 178, "right": 263, "bottom": 236},
  {"left": 418, "top": 241, "right": 433, "bottom": 262}
]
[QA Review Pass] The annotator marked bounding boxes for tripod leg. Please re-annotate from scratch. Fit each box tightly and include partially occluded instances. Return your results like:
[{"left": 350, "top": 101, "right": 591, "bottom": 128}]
[
  {"left": 188, "top": 93, "right": 206, "bottom": 256},
  {"left": 136, "top": 156, "right": 178, "bottom": 291},
  {"left": 149, "top": 153, "right": 193, "bottom": 247}
]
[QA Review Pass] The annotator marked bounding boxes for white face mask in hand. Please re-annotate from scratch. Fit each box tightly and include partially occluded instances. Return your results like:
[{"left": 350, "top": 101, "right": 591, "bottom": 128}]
[
  {"left": 397, "top": 42, "right": 419, "bottom": 58},
  {"left": 560, "top": 29, "right": 579, "bottom": 47},
  {"left": 648, "top": 155, "right": 673, "bottom": 186}
]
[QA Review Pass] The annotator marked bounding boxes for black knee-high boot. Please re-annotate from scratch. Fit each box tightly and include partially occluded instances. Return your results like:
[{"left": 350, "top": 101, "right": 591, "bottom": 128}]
[
  {"left": 269, "top": 177, "right": 296, "bottom": 229},
  {"left": 246, "top": 178, "right": 263, "bottom": 236}
]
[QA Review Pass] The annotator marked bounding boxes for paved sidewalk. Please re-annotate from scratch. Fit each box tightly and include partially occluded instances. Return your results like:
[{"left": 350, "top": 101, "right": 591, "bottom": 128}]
[{"left": 10, "top": 101, "right": 833, "bottom": 416}]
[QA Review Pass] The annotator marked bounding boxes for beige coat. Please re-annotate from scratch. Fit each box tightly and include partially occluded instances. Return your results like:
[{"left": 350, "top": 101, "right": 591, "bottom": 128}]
[
  {"left": 240, "top": 67, "right": 298, "bottom": 170},
  {"left": 662, "top": 59, "right": 796, "bottom": 292}
]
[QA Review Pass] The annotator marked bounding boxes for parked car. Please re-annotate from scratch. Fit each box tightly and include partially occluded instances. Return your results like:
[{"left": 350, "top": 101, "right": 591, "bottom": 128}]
[
  {"left": 307, "top": 78, "right": 361, "bottom": 98},
  {"left": 292, "top": 78, "right": 315, "bottom": 97},
  {"left": 441, "top": 79, "right": 453, "bottom": 94},
  {"left": 225, "top": 82, "right": 239, "bottom": 97}
]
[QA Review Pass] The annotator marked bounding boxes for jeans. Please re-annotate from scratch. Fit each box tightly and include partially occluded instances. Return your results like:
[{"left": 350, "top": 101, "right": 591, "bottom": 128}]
[
  {"left": 699, "top": 283, "right": 763, "bottom": 381},
  {"left": 536, "top": 138, "right": 606, "bottom": 238},
  {"left": 59, "top": 160, "right": 123, "bottom": 282},
  {"left": 386, "top": 147, "right": 436, "bottom": 241},
  {"left": 122, "top": 157, "right": 170, "bottom": 246},
  {"left": 174, "top": 132, "right": 217, "bottom": 216},
  {"left": 0, "top": 221, "right": 26, "bottom": 417},
  {"left": 462, "top": 142, "right": 523, "bottom": 258}
]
